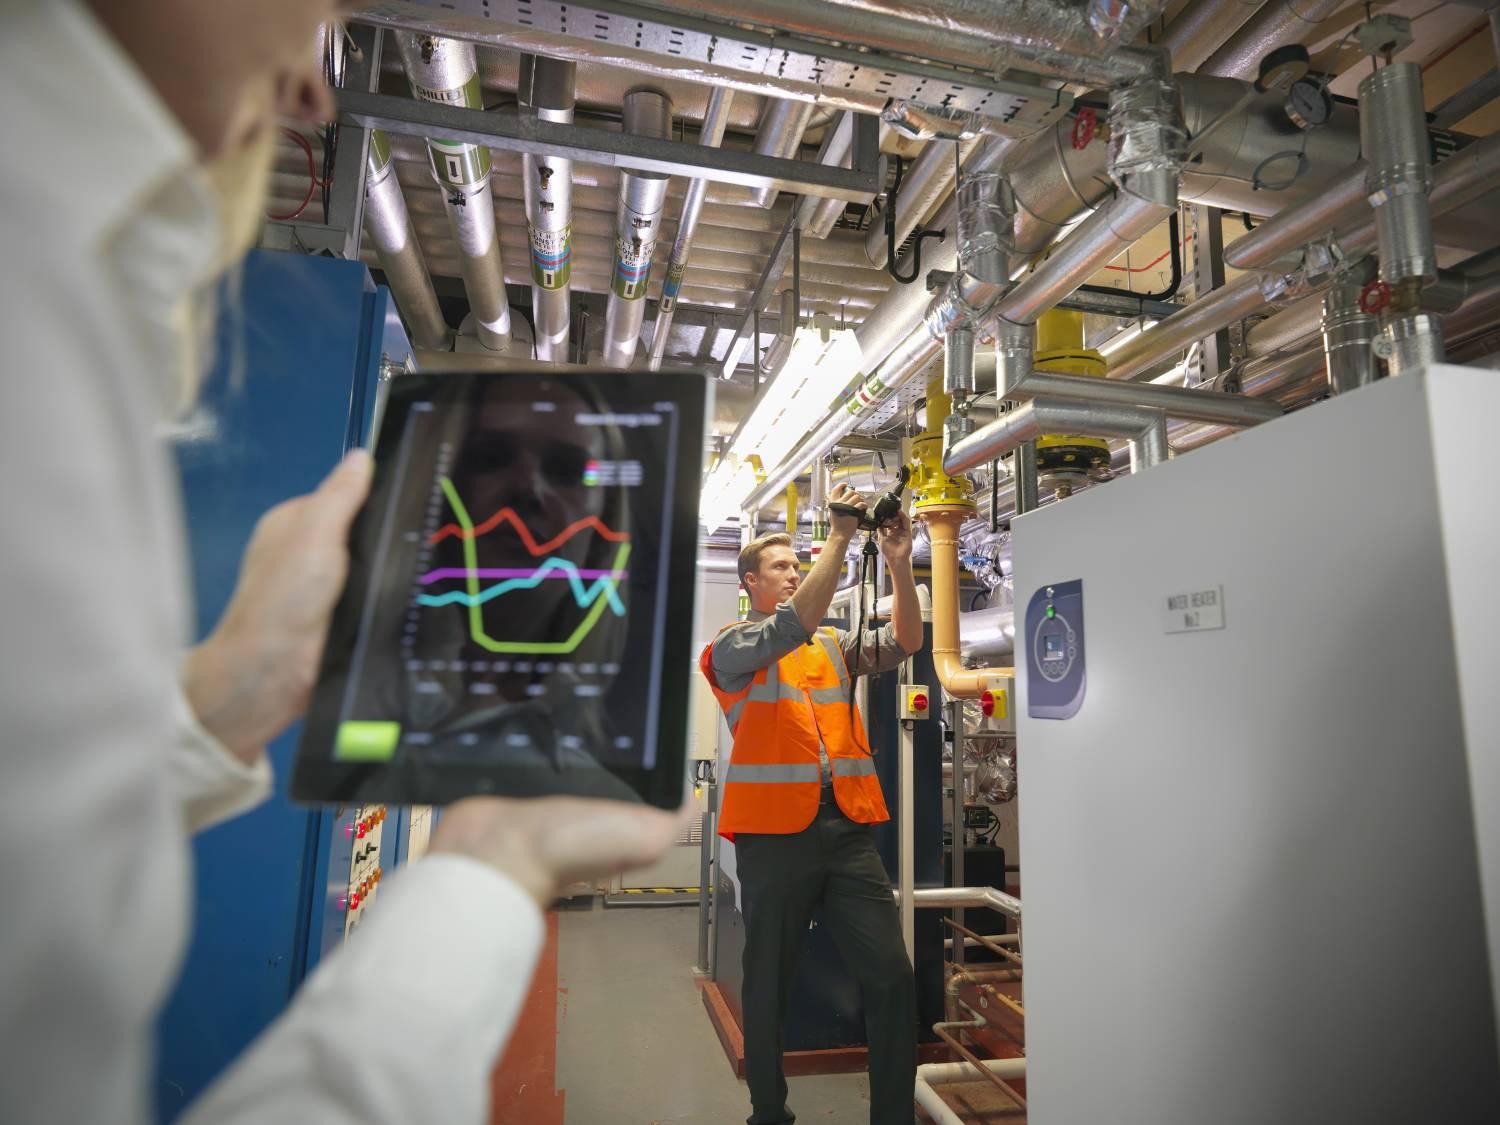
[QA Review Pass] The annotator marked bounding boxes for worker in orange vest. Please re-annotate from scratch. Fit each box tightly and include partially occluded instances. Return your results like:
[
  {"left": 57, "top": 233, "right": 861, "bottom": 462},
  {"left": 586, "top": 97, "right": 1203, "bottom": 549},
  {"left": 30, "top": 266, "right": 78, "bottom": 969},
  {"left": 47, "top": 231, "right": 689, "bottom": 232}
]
[{"left": 701, "top": 483, "right": 924, "bottom": 1125}]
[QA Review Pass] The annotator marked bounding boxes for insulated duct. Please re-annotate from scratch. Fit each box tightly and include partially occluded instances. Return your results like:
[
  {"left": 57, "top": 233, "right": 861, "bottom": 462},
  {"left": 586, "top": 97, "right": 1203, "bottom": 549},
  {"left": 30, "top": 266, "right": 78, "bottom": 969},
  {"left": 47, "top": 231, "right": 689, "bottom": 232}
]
[
  {"left": 1159, "top": 0, "right": 1269, "bottom": 73},
  {"left": 625, "top": 0, "right": 1163, "bottom": 86},
  {"left": 748, "top": 99, "right": 816, "bottom": 210},
  {"left": 1322, "top": 270, "right": 1378, "bottom": 394},
  {"left": 1112, "top": 133, "right": 1500, "bottom": 382},
  {"left": 648, "top": 88, "right": 735, "bottom": 370},
  {"left": 395, "top": 33, "right": 511, "bottom": 350},
  {"left": 518, "top": 55, "right": 576, "bottom": 362},
  {"left": 1361, "top": 62, "right": 1438, "bottom": 286},
  {"left": 363, "top": 128, "right": 450, "bottom": 351},
  {"left": 1201, "top": 0, "right": 1347, "bottom": 82},
  {"left": 603, "top": 89, "right": 673, "bottom": 369}
]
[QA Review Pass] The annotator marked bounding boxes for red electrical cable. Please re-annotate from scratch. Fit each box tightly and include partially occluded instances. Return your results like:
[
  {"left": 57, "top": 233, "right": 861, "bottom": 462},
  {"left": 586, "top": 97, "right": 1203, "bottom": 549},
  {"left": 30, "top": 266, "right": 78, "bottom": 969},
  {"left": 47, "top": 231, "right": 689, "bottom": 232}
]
[{"left": 267, "top": 127, "right": 328, "bottom": 222}]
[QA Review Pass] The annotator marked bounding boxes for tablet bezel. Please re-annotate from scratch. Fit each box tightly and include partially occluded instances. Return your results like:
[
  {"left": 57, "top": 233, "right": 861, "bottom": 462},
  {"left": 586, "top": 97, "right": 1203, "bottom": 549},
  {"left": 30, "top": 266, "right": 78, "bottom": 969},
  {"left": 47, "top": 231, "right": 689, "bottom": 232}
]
[{"left": 290, "top": 368, "right": 706, "bottom": 811}]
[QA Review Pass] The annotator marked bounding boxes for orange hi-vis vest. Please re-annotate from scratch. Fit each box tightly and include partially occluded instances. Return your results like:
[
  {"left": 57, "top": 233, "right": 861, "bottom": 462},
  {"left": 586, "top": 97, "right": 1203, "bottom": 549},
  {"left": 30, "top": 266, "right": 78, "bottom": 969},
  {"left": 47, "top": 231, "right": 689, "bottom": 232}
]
[{"left": 700, "top": 623, "right": 890, "bottom": 841}]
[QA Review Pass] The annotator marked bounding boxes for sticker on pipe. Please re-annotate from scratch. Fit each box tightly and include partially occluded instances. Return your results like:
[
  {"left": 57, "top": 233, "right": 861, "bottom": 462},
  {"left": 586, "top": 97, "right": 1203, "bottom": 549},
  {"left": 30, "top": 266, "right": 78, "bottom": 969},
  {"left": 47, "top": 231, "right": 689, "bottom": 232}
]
[{"left": 1162, "top": 586, "right": 1225, "bottom": 634}]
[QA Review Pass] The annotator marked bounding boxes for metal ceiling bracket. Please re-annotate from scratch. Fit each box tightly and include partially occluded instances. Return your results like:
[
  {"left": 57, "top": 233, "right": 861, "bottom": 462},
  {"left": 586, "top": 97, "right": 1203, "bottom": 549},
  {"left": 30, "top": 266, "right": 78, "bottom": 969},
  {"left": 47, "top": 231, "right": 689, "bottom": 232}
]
[{"left": 337, "top": 89, "right": 883, "bottom": 202}]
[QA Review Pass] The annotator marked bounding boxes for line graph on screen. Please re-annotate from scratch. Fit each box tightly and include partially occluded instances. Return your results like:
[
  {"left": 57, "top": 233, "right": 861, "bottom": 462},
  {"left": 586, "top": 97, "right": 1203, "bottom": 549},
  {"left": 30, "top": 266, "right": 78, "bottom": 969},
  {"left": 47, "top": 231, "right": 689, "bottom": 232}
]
[{"left": 421, "top": 476, "right": 629, "bottom": 655}]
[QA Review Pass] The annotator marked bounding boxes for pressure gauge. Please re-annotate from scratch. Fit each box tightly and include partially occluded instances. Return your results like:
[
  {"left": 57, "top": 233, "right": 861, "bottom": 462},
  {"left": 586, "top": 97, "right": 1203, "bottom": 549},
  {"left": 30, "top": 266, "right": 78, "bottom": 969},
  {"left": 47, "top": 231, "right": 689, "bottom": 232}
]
[{"left": 1285, "top": 78, "right": 1332, "bottom": 131}]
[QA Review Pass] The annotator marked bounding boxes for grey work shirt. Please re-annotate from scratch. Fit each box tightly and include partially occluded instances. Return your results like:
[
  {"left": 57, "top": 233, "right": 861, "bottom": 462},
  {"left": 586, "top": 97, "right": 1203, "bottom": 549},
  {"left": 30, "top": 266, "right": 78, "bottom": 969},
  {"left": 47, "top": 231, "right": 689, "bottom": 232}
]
[{"left": 710, "top": 602, "right": 913, "bottom": 789}]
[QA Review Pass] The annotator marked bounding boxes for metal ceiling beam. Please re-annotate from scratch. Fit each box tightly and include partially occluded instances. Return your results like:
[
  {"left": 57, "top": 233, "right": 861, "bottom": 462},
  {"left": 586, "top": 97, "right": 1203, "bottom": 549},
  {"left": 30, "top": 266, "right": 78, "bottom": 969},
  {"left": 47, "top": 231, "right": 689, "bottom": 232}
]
[
  {"left": 355, "top": 0, "right": 1071, "bottom": 133},
  {"left": 336, "top": 90, "right": 883, "bottom": 202}
]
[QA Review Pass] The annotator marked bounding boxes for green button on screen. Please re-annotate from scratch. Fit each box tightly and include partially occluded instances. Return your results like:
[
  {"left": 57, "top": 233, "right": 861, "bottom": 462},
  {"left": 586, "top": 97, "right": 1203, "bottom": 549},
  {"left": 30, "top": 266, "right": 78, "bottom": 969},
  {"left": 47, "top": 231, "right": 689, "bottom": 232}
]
[
  {"left": 335, "top": 721, "right": 402, "bottom": 761},
  {"left": 1046, "top": 605, "right": 1056, "bottom": 618}
]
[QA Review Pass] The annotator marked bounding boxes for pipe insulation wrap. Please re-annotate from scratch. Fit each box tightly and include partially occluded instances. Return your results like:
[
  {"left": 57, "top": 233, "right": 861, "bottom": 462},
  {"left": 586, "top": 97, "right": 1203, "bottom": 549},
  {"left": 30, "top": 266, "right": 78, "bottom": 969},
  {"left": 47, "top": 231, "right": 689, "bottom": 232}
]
[
  {"left": 957, "top": 170, "right": 1015, "bottom": 285},
  {"left": 519, "top": 55, "right": 576, "bottom": 362},
  {"left": 1107, "top": 77, "right": 1188, "bottom": 206},
  {"left": 749, "top": 99, "right": 816, "bottom": 209},
  {"left": 603, "top": 89, "right": 673, "bottom": 368},
  {"left": 1360, "top": 62, "right": 1438, "bottom": 285},
  {"left": 363, "top": 129, "right": 450, "bottom": 351},
  {"left": 1385, "top": 313, "right": 1446, "bottom": 376},
  {"left": 396, "top": 33, "right": 511, "bottom": 349},
  {"left": 649, "top": 87, "right": 735, "bottom": 369},
  {"left": 1321, "top": 274, "right": 1378, "bottom": 395},
  {"left": 1202, "top": 0, "right": 1346, "bottom": 81}
]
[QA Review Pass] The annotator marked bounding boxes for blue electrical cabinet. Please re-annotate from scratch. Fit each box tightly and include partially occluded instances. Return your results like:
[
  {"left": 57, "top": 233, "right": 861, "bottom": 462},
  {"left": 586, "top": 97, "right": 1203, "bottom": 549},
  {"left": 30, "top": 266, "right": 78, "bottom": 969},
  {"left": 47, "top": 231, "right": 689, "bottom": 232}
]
[{"left": 155, "top": 251, "right": 416, "bottom": 1120}]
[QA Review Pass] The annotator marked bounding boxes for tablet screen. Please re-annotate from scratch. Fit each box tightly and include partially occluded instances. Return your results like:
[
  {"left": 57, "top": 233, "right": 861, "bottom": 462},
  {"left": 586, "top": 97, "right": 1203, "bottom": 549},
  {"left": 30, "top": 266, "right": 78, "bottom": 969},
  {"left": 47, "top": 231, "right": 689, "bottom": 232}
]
[{"left": 293, "top": 370, "right": 705, "bottom": 809}]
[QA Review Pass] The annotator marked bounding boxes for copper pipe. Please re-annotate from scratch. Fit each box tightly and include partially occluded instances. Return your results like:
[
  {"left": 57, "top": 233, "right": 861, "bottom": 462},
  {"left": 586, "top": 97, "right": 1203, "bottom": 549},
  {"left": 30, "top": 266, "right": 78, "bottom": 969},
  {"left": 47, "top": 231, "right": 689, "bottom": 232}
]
[
  {"left": 945, "top": 917, "right": 1024, "bottom": 967},
  {"left": 932, "top": 1020, "right": 1029, "bottom": 1109},
  {"left": 925, "top": 508, "right": 1014, "bottom": 699}
]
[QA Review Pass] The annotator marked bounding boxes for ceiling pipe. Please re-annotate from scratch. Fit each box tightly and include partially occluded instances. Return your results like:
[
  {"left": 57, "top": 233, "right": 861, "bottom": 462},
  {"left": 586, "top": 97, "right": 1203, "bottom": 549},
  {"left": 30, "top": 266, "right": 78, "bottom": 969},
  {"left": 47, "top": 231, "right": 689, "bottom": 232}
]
[
  {"left": 864, "top": 140, "right": 971, "bottom": 268},
  {"left": 748, "top": 100, "right": 816, "bottom": 210},
  {"left": 1111, "top": 133, "right": 1500, "bottom": 382},
  {"left": 363, "top": 129, "right": 451, "bottom": 351},
  {"left": 647, "top": 88, "right": 735, "bottom": 370},
  {"left": 602, "top": 89, "right": 674, "bottom": 369},
  {"left": 518, "top": 55, "right": 576, "bottom": 363},
  {"left": 620, "top": 0, "right": 1164, "bottom": 86},
  {"left": 394, "top": 32, "right": 512, "bottom": 350},
  {"left": 1201, "top": 0, "right": 1348, "bottom": 81},
  {"left": 1158, "top": 0, "right": 1269, "bottom": 72}
]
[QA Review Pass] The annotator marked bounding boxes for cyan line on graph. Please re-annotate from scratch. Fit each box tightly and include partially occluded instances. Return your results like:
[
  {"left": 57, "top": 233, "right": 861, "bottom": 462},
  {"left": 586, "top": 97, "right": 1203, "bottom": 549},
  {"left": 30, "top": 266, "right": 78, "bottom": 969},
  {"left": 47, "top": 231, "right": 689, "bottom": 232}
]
[{"left": 416, "top": 555, "right": 626, "bottom": 615}]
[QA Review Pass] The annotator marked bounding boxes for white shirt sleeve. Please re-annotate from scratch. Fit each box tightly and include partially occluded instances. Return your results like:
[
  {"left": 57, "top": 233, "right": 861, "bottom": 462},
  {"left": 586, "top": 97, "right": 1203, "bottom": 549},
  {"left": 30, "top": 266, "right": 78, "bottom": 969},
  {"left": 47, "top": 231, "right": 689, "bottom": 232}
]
[
  {"left": 170, "top": 684, "right": 274, "bottom": 833},
  {"left": 180, "top": 855, "right": 544, "bottom": 1125}
]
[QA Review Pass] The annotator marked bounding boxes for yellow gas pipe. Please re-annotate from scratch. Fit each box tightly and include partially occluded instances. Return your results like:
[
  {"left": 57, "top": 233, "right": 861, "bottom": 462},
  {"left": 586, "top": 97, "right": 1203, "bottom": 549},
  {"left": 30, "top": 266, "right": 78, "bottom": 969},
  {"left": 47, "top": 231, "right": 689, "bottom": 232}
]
[
  {"left": 1034, "top": 308, "right": 1111, "bottom": 475},
  {"left": 911, "top": 375, "right": 1013, "bottom": 699}
]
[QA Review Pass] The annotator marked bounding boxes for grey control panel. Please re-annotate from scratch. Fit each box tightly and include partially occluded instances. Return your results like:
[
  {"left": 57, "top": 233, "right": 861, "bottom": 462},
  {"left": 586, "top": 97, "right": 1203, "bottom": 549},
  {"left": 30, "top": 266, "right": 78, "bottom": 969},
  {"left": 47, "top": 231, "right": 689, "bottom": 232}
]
[{"left": 1025, "top": 579, "right": 1086, "bottom": 720}]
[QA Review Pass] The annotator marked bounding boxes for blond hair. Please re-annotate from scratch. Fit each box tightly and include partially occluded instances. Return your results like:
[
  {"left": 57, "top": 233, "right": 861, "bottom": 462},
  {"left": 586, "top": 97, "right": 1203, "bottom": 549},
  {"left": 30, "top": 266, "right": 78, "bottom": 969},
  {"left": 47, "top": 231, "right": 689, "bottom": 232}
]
[{"left": 737, "top": 533, "right": 795, "bottom": 585}]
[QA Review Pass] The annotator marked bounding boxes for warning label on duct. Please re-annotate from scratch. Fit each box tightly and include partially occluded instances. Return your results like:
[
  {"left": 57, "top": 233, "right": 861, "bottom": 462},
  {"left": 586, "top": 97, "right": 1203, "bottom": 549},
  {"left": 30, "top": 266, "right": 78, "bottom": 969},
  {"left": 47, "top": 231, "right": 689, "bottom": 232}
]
[{"left": 1162, "top": 586, "right": 1225, "bottom": 634}]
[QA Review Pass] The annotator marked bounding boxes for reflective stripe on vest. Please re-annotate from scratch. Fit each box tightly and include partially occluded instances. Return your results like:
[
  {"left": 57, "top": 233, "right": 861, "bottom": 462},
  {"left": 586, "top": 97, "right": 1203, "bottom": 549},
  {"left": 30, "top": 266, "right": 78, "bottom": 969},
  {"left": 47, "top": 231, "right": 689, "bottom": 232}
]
[
  {"left": 726, "top": 762, "right": 821, "bottom": 783},
  {"left": 725, "top": 660, "right": 803, "bottom": 733},
  {"left": 831, "top": 757, "right": 877, "bottom": 778},
  {"left": 816, "top": 631, "right": 848, "bottom": 686}
]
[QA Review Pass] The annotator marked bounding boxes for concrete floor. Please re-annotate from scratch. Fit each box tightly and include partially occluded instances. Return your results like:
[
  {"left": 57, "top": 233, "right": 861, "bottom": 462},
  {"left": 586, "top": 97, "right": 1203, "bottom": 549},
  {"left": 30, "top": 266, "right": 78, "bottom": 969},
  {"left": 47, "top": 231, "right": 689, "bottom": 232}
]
[{"left": 555, "top": 903, "right": 876, "bottom": 1125}]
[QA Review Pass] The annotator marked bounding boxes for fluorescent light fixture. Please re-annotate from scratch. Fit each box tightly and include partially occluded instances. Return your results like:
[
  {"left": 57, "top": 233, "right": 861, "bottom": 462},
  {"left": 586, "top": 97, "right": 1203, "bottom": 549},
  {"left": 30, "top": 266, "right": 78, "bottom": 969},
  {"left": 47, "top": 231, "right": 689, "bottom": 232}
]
[{"left": 699, "top": 321, "right": 865, "bottom": 534}]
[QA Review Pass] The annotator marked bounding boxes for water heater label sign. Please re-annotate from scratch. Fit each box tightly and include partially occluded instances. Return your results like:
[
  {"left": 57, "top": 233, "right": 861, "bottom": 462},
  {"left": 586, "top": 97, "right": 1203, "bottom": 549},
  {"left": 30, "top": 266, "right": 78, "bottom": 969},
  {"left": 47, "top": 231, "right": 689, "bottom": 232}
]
[{"left": 1163, "top": 586, "right": 1225, "bottom": 634}]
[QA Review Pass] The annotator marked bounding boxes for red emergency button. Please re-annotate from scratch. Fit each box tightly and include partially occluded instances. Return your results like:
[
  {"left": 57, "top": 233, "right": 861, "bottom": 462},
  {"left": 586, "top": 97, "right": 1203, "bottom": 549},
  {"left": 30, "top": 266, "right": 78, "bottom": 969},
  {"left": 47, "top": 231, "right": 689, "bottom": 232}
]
[
  {"left": 911, "top": 692, "right": 929, "bottom": 713},
  {"left": 981, "top": 690, "right": 995, "bottom": 717}
]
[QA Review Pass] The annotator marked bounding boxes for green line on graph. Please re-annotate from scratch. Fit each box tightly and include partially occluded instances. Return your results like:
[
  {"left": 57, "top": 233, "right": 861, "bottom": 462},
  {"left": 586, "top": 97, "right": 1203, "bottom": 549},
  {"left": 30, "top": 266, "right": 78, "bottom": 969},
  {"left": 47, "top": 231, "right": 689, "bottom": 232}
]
[{"left": 438, "top": 476, "right": 630, "bottom": 654}]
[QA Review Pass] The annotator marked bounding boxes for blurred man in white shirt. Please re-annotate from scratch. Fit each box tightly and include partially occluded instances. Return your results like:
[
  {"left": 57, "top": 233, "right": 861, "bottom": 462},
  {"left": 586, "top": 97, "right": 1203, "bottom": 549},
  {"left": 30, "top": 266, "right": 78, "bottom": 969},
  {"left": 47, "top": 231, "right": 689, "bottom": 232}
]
[{"left": 0, "top": 2, "right": 681, "bottom": 1122}]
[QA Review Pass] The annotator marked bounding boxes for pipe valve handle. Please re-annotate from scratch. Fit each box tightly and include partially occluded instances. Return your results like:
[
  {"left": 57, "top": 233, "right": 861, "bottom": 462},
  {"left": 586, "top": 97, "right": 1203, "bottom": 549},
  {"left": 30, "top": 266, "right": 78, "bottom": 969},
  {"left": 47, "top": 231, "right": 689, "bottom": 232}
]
[
  {"left": 1071, "top": 107, "right": 1097, "bottom": 151},
  {"left": 1359, "top": 279, "right": 1392, "bottom": 315}
]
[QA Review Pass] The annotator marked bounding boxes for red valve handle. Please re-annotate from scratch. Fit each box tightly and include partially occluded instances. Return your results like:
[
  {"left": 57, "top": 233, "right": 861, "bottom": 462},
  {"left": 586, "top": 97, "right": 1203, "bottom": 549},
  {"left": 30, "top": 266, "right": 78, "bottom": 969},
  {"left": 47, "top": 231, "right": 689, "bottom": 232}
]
[
  {"left": 1071, "top": 107, "right": 1097, "bottom": 151},
  {"left": 1359, "top": 279, "right": 1391, "bottom": 314}
]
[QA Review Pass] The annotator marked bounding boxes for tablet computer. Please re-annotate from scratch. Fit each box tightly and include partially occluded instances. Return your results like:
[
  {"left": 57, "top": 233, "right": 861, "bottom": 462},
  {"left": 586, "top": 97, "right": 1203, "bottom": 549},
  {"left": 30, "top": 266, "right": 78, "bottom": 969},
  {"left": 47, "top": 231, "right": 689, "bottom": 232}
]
[{"left": 292, "top": 369, "right": 706, "bottom": 810}]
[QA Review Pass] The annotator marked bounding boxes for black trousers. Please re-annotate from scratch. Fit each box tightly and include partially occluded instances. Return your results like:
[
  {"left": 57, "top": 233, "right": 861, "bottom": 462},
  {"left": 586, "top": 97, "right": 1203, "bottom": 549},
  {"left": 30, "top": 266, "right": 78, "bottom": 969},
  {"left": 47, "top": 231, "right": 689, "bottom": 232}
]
[{"left": 736, "top": 801, "right": 916, "bottom": 1125}]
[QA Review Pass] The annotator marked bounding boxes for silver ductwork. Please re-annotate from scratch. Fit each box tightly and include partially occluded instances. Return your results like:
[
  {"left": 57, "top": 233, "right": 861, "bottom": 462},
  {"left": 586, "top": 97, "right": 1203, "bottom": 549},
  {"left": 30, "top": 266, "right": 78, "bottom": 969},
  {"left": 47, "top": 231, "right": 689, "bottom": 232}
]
[
  {"left": 1159, "top": 0, "right": 1269, "bottom": 73},
  {"left": 1361, "top": 63, "right": 1438, "bottom": 286},
  {"left": 395, "top": 33, "right": 511, "bottom": 350},
  {"left": 1113, "top": 132, "right": 1500, "bottom": 382},
  {"left": 363, "top": 128, "right": 450, "bottom": 351},
  {"left": 648, "top": 88, "right": 735, "bottom": 370},
  {"left": 748, "top": 99, "right": 816, "bottom": 210},
  {"left": 800, "top": 113, "right": 859, "bottom": 239},
  {"left": 621, "top": 0, "right": 1164, "bottom": 86},
  {"left": 946, "top": 398, "right": 1170, "bottom": 476},
  {"left": 1361, "top": 62, "right": 1443, "bottom": 369},
  {"left": 602, "top": 89, "right": 673, "bottom": 369},
  {"left": 1201, "top": 0, "right": 1346, "bottom": 81},
  {"left": 1384, "top": 313, "right": 1446, "bottom": 376},
  {"left": 518, "top": 55, "right": 576, "bottom": 362},
  {"left": 956, "top": 168, "right": 1014, "bottom": 285},
  {"left": 1321, "top": 263, "right": 1378, "bottom": 395}
]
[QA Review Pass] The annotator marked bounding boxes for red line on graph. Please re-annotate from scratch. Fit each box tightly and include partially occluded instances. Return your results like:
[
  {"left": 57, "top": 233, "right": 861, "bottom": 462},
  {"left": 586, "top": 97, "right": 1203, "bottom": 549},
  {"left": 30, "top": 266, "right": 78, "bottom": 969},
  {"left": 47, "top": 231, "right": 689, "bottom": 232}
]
[{"left": 428, "top": 506, "right": 629, "bottom": 553}]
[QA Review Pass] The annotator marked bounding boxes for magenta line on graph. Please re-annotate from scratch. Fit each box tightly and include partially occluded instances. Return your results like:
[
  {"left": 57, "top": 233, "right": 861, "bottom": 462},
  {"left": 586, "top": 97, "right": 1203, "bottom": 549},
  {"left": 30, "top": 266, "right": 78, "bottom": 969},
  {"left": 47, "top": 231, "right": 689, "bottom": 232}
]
[{"left": 419, "top": 567, "right": 628, "bottom": 584}]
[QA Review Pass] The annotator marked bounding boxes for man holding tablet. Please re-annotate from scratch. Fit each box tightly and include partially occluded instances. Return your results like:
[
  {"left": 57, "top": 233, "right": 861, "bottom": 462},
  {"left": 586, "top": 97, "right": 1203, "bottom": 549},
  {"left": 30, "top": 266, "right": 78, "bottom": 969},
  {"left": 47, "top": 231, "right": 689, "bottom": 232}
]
[{"left": 701, "top": 484, "right": 924, "bottom": 1125}]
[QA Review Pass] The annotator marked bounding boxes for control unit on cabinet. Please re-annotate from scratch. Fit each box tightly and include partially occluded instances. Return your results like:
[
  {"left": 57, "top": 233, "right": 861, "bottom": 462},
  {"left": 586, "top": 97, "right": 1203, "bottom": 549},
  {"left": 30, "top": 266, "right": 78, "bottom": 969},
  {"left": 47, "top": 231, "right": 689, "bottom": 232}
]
[{"left": 1012, "top": 365, "right": 1500, "bottom": 1125}]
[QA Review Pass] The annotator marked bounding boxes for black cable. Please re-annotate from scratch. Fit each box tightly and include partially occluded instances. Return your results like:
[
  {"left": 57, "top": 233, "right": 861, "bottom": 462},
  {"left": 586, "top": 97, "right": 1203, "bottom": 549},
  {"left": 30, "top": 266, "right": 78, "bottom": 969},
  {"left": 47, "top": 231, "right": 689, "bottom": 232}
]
[
  {"left": 885, "top": 154, "right": 945, "bottom": 285},
  {"left": 1078, "top": 210, "right": 1182, "bottom": 302}
]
